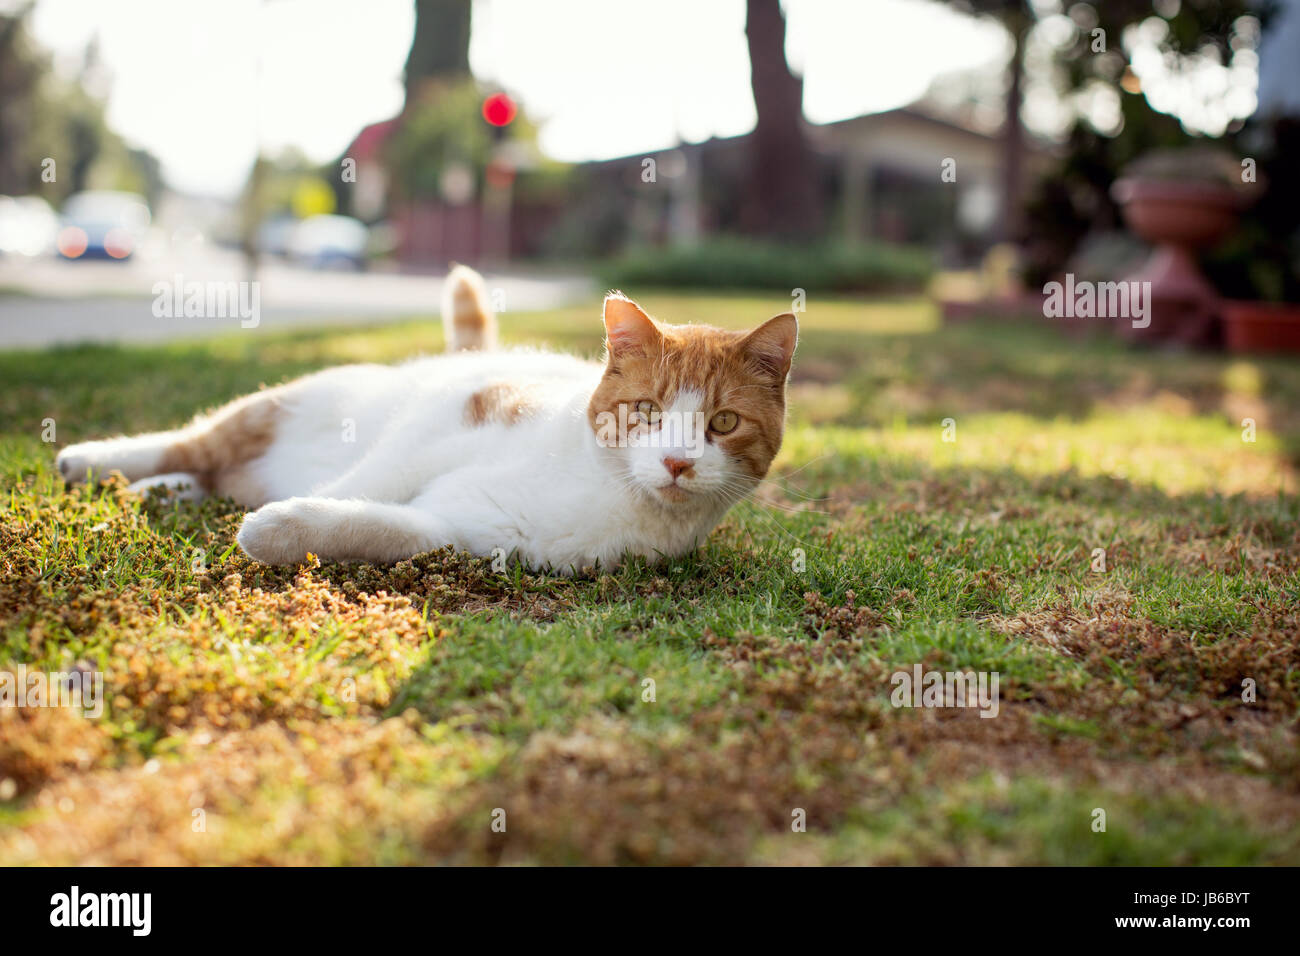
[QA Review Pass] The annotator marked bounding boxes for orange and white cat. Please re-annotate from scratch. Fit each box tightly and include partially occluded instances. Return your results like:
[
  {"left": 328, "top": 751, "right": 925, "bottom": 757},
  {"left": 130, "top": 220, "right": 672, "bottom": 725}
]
[{"left": 57, "top": 266, "right": 797, "bottom": 573}]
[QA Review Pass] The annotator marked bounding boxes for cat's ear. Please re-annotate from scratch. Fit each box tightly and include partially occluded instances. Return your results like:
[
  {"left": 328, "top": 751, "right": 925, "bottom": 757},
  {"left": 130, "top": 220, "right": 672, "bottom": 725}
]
[
  {"left": 739, "top": 313, "right": 798, "bottom": 381},
  {"left": 603, "top": 293, "right": 661, "bottom": 358}
]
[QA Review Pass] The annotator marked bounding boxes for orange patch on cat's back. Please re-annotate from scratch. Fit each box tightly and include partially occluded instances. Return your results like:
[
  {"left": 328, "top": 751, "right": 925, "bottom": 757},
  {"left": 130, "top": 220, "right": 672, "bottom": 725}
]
[{"left": 464, "top": 383, "right": 538, "bottom": 427}]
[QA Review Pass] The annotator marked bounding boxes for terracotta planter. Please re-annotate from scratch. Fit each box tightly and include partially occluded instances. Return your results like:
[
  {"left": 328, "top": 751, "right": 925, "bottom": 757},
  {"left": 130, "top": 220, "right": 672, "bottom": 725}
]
[
  {"left": 1111, "top": 177, "right": 1242, "bottom": 348},
  {"left": 1112, "top": 178, "right": 1241, "bottom": 247},
  {"left": 1221, "top": 300, "right": 1300, "bottom": 353}
]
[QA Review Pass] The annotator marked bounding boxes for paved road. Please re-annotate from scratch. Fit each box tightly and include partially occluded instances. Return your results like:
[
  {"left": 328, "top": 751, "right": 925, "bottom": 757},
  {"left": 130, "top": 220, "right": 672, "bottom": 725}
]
[{"left": 0, "top": 249, "right": 592, "bottom": 349}]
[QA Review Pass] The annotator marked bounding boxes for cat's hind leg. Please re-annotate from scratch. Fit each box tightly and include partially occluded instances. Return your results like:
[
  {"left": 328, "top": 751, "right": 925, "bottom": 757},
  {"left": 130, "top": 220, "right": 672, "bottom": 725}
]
[
  {"left": 236, "top": 497, "right": 454, "bottom": 565},
  {"left": 57, "top": 385, "right": 285, "bottom": 502},
  {"left": 125, "top": 472, "right": 207, "bottom": 502},
  {"left": 57, "top": 431, "right": 183, "bottom": 486}
]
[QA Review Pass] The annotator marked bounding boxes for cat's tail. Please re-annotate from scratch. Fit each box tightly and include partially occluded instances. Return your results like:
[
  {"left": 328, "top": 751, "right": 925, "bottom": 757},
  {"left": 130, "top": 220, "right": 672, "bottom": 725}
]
[{"left": 442, "top": 264, "right": 497, "bottom": 351}]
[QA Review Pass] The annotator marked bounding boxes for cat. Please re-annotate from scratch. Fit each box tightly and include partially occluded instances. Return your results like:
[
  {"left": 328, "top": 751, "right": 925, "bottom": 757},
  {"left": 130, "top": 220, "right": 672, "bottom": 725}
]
[{"left": 56, "top": 265, "right": 798, "bottom": 573}]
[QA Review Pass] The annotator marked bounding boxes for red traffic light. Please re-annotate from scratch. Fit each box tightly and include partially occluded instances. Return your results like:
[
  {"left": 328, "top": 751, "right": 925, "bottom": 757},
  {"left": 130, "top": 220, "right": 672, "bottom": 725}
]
[{"left": 482, "top": 92, "right": 517, "bottom": 128}]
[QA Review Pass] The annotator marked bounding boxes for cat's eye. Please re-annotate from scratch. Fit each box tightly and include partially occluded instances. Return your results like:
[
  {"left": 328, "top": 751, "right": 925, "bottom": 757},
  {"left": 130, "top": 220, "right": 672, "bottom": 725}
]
[
  {"left": 709, "top": 410, "right": 739, "bottom": 434},
  {"left": 634, "top": 399, "right": 662, "bottom": 425}
]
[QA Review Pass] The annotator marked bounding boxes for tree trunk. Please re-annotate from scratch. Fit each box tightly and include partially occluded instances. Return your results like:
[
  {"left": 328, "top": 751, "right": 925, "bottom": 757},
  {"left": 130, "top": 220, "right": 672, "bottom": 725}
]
[
  {"left": 742, "top": 0, "right": 822, "bottom": 239},
  {"left": 404, "top": 0, "right": 473, "bottom": 106},
  {"left": 998, "top": 12, "right": 1026, "bottom": 243}
]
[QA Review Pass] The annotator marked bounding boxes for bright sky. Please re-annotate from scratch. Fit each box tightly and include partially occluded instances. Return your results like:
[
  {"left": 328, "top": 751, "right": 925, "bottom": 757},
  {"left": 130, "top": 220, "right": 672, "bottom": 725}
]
[{"left": 26, "top": 0, "right": 1007, "bottom": 197}]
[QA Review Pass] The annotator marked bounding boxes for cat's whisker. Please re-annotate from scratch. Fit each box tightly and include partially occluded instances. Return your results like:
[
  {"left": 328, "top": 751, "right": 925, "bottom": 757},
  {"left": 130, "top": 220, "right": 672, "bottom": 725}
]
[
  {"left": 723, "top": 493, "right": 820, "bottom": 548},
  {"left": 716, "top": 481, "right": 827, "bottom": 517},
  {"left": 712, "top": 470, "right": 830, "bottom": 512},
  {"left": 767, "top": 452, "right": 835, "bottom": 485}
]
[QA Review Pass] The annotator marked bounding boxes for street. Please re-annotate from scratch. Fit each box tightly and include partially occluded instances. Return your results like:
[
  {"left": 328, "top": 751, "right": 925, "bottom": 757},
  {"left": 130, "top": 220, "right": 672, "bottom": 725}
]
[{"left": 0, "top": 246, "right": 591, "bottom": 349}]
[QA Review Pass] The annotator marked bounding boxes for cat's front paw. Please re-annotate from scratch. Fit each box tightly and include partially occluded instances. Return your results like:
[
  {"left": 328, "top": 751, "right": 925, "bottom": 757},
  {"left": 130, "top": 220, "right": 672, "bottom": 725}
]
[{"left": 237, "top": 502, "right": 313, "bottom": 565}]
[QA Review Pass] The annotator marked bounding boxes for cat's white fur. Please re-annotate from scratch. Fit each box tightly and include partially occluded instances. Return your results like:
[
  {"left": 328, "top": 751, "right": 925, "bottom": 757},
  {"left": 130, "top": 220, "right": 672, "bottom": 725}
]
[
  {"left": 233, "top": 349, "right": 735, "bottom": 570},
  {"left": 57, "top": 269, "right": 784, "bottom": 573}
]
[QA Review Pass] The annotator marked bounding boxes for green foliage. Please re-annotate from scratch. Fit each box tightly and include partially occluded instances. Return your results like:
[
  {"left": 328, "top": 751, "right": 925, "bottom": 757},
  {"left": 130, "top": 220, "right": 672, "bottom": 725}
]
[
  {"left": 1013, "top": 1, "right": 1285, "bottom": 295},
  {"left": 0, "top": 5, "right": 161, "bottom": 206},
  {"left": 387, "top": 80, "right": 489, "bottom": 201},
  {"left": 386, "top": 79, "right": 539, "bottom": 202}
]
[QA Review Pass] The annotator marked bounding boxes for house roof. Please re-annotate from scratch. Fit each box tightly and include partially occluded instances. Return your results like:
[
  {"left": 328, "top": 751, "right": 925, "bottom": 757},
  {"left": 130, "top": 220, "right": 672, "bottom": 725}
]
[
  {"left": 346, "top": 117, "right": 402, "bottom": 162},
  {"left": 817, "top": 104, "right": 1003, "bottom": 142},
  {"left": 580, "top": 98, "right": 1020, "bottom": 170}
]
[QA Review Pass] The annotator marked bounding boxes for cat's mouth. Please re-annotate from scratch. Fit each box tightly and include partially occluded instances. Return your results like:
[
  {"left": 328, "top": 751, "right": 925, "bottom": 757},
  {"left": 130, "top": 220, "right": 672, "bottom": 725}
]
[{"left": 656, "top": 482, "right": 692, "bottom": 504}]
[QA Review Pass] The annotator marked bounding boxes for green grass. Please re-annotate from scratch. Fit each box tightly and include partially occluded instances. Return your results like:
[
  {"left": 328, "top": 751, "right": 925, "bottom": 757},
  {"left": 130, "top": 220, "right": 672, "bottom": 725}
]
[{"left": 1, "top": 294, "right": 1298, "bottom": 864}]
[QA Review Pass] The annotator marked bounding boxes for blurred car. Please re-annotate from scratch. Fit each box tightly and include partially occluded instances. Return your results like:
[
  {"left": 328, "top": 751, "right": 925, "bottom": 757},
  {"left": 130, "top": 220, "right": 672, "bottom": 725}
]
[
  {"left": 257, "top": 214, "right": 297, "bottom": 257},
  {"left": 0, "top": 195, "right": 59, "bottom": 257},
  {"left": 57, "top": 190, "right": 151, "bottom": 260},
  {"left": 286, "top": 214, "right": 369, "bottom": 270}
]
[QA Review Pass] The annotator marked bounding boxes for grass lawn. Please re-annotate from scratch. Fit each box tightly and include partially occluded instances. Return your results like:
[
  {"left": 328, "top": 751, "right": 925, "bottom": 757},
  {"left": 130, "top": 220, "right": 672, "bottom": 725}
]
[{"left": 2, "top": 293, "right": 1298, "bottom": 864}]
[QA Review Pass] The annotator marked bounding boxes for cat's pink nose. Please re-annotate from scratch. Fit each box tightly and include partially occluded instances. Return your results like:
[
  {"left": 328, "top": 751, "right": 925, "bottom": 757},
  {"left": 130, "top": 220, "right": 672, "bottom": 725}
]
[{"left": 663, "top": 456, "right": 694, "bottom": 480}]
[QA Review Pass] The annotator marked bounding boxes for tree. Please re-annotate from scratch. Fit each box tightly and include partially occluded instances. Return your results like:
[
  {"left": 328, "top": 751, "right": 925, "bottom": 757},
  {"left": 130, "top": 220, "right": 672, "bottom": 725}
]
[
  {"left": 964, "top": 1, "right": 1267, "bottom": 287},
  {"left": 388, "top": 78, "right": 497, "bottom": 201},
  {"left": 942, "top": 0, "right": 1031, "bottom": 243},
  {"left": 0, "top": 4, "right": 159, "bottom": 206},
  {"left": 404, "top": 0, "right": 473, "bottom": 107},
  {"left": 740, "top": 0, "right": 823, "bottom": 239},
  {"left": 0, "top": 2, "right": 46, "bottom": 195},
  {"left": 946, "top": 0, "right": 1262, "bottom": 243}
]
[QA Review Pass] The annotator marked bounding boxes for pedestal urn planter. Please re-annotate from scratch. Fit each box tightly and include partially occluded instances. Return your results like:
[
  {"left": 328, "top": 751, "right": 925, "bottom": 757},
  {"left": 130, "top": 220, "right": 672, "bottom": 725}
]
[{"left": 1111, "top": 177, "right": 1241, "bottom": 348}]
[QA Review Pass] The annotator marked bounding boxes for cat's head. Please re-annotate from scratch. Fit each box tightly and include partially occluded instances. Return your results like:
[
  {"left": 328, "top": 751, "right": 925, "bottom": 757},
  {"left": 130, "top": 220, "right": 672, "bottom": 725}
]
[{"left": 586, "top": 293, "right": 797, "bottom": 509}]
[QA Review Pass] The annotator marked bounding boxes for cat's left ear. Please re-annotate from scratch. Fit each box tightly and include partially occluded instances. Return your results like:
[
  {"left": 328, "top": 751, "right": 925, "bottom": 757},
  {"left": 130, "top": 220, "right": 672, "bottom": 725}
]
[{"left": 739, "top": 313, "right": 798, "bottom": 381}]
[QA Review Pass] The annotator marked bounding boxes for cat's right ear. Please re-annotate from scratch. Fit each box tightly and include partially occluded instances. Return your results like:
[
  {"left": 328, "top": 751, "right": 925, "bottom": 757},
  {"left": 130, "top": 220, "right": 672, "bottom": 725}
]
[{"left": 603, "top": 293, "right": 660, "bottom": 359}]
